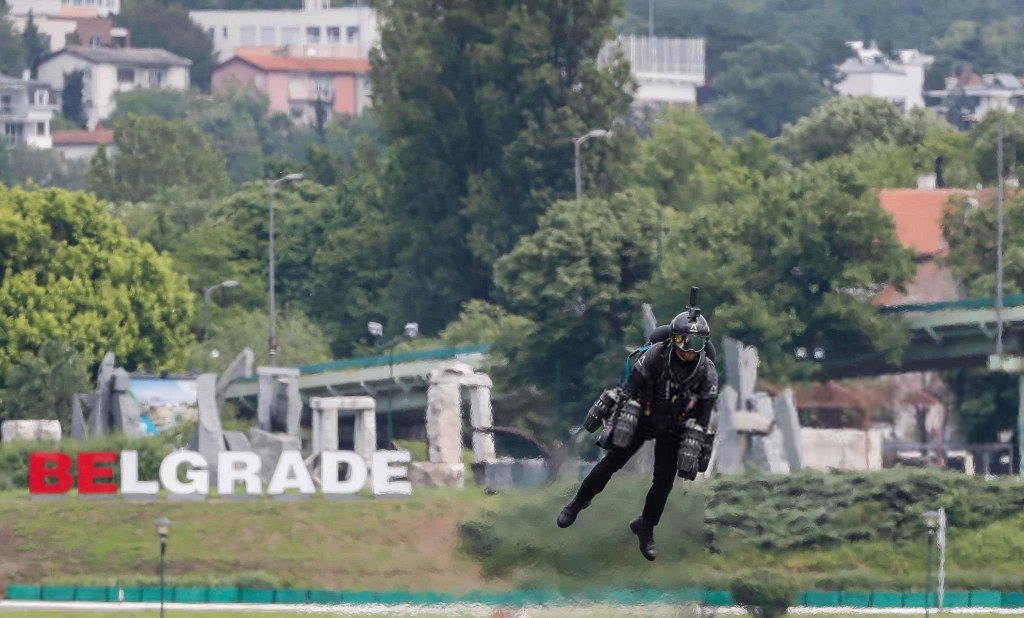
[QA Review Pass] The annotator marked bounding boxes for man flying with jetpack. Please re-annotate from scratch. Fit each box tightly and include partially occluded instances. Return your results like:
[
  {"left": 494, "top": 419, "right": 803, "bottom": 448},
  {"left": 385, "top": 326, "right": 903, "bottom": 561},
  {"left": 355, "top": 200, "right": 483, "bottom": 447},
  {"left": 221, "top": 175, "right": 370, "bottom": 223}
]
[{"left": 556, "top": 287, "right": 718, "bottom": 561}]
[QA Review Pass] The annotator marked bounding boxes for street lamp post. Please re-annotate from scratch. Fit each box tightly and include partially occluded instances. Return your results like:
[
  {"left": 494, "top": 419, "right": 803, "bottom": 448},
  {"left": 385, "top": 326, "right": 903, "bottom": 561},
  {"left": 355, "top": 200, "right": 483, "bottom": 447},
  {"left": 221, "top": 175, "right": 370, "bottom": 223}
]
[
  {"left": 202, "top": 280, "right": 240, "bottom": 341},
  {"left": 573, "top": 129, "right": 612, "bottom": 204},
  {"left": 921, "top": 510, "right": 942, "bottom": 617},
  {"left": 154, "top": 517, "right": 171, "bottom": 618},
  {"left": 267, "top": 172, "right": 304, "bottom": 365},
  {"left": 367, "top": 321, "right": 419, "bottom": 446}
]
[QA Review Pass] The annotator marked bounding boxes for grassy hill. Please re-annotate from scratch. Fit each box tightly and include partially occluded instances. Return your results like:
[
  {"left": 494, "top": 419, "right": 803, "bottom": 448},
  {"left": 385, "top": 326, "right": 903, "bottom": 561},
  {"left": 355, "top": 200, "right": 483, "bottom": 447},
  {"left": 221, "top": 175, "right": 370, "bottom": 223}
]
[{"left": 2, "top": 468, "right": 1024, "bottom": 595}]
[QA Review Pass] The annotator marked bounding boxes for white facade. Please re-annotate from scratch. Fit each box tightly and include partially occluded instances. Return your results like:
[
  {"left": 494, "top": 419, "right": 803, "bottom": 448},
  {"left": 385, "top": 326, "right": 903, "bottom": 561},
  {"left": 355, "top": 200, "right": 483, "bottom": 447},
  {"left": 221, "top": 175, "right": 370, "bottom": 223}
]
[
  {"left": 835, "top": 42, "right": 933, "bottom": 113},
  {"left": 8, "top": 0, "right": 119, "bottom": 17},
  {"left": 189, "top": 3, "right": 379, "bottom": 62},
  {"left": 0, "top": 75, "right": 57, "bottom": 149},
  {"left": 36, "top": 47, "right": 190, "bottom": 130},
  {"left": 604, "top": 35, "right": 705, "bottom": 105},
  {"left": 927, "top": 73, "right": 1024, "bottom": 121}
]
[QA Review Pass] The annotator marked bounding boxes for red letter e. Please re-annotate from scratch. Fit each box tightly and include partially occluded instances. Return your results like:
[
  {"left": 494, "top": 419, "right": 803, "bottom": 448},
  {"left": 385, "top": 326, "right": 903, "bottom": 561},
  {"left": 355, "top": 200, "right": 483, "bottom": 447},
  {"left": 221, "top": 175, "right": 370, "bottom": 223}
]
[
  {"left": 78, "top": 452, "right": 117, "bottom": 494},
  {"left": 29, "top": 452, "right": 73, "bottom": 494}
]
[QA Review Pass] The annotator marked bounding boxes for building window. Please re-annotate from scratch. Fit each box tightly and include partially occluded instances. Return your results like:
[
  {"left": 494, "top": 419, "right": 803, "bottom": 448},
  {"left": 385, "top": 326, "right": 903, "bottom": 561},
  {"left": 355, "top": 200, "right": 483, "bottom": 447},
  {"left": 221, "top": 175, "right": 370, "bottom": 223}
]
[
  {"left": 37, "top": 122, "right": 46, "bottom": 136},
  {"left": 312, "top": 75, "right": 333, "bottom": 98},
  {"left": 0, "top": 95, "right": 11, "bottom": 113},
  {"left": 281, "top": 26, "right": 300, "bottom": 45},
  {"left": 326, "top": 27, "right": 340, "bottom": 44},
  {"left": 206, "top": 27, "right": 215, "bottom": 40},
  {"left": 240, "top": 25, "right": 257, "bottom": 46},
  {"left": 5, "top": 123, "right": 23, "bottom": 143},
  {"left": 117, "top": 68, "right": 135, "bottom": 83},
  {"left": 148, "top": 69, "right": 164, "bottom": 87},
  {"left": 346, "top": 26, "right": 359, "bottom": 44},
  {"left": 260, "top": 26, "right": 275, "bottom": 46},
  {"left": 34, "top": 89, "right": 47, "bottom": 105},
  {"left": 223, "top": 26, "right": 228, "bottom": 38},
  {"left": 306, "top": 26, "right": 320, "bottom": 44},
  {"left": 89, "top": 35, "right": 101, "bottom": 47}
]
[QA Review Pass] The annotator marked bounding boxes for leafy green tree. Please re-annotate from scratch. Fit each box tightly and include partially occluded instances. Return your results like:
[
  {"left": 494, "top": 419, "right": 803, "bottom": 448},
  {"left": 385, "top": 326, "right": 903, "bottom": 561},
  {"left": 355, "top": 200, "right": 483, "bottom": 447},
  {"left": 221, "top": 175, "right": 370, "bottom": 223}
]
[
  {"left": 86, "top": 114, "right": 231, "bottom": 202},
  {"left": 710, "top": 41, "right": 832, "bottom": 138},
  {"left": 61, "top": 69, "right": 87, "bottom": 129},
  {"left": 0, "top": 7, "right": 25, "bottom": 77},
  {"left": 186, "top": 307, "right": 331, "bottom": 372},
  {"left": 966, "top": 110, "right": 1024, "bottom": 184},
  {"left": 5, "top": 145, "right": 88, "bottom": 190},
  {"left": 0, "top": 340, "right": 90, "bottom": 427},
  {"left": 21, "top": 11, "right": 48, "bottom": 78},
  {"left": 371, "top": 0, "right": 635, "bottom": 333},
  {"left": 0, "top": 186, "right": 194, "bottom": 374},
  {"left": 115, "top": 0, "right": 217, "bottom": 90},
  {"left": 491, "top": 190, "right": 659, "bottom": 435}
]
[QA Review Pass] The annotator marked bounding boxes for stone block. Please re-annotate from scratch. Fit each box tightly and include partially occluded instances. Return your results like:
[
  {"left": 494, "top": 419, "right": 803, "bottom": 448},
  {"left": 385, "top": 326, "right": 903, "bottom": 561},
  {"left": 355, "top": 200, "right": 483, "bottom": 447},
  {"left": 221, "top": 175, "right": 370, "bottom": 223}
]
[
  {"left": 408, "top": 461, "right": 465, "bottom": 489},
  {"left": 216, "top": 348, "right": 254, "bottom": 412},
  {"left": 223, "top": 430, "right": 251, "bottom": 452},
  {"left": 247, "top": 427, "right": 302, "bottom": 484},
  {"left": 2, "top": 420, "right": 61, "bottom": 443}
]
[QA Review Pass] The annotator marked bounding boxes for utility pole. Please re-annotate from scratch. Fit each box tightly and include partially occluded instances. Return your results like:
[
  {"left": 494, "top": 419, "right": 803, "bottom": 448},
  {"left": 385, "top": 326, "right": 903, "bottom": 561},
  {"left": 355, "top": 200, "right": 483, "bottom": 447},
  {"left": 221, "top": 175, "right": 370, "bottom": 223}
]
[{"left": 997, "top": 115, "right": 1005, "bottom": 358}]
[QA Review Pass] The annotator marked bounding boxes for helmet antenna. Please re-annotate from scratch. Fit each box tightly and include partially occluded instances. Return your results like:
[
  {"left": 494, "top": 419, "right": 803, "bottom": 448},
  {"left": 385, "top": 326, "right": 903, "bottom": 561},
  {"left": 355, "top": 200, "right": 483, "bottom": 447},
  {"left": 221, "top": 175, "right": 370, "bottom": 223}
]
[{"left": 688, "top": 286, "right": 701, "bottom": 319}]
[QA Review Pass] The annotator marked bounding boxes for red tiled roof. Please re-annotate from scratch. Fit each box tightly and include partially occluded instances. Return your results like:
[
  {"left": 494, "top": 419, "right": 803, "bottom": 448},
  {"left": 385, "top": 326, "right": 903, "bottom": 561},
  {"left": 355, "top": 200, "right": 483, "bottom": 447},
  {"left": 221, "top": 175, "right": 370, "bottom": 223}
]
[
  {"left": 877, "top": 188, "right": 962, "bottom": 258},
  {"left": 51, "top": 129, "right": 114, "bottom": 146},
  {"left": 229, "top": 51, "right": 370, "bottom": 74}
]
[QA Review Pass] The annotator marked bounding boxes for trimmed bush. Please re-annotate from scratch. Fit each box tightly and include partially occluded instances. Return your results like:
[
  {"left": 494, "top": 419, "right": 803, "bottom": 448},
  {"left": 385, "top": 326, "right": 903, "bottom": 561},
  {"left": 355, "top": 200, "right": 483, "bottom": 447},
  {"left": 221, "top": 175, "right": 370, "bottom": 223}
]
[{"left": 731, "top": 570, "right": 797, "bottom": 618}]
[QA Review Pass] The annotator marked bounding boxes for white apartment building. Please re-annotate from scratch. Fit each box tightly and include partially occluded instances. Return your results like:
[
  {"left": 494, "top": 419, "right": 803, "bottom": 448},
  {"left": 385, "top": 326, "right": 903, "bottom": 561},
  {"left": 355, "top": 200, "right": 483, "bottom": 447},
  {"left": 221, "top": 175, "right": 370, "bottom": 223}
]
[
  {"left": 835, "top": 41, "right": 933, "bottom": 113},
  {"left": 8, "top": 0, "right": 120, "bottom": 17},
  {"left": 0, "top": 74, "right": 58, "bottom": 149},
  {"left": 190, "top": 0, "right": 378, "bottom": 62},
  {"left": 602, "top": 35, "right": 706, "bottom": 105},
  {"left": 36, "top": 46, "right": 190, "bottom": 129}
]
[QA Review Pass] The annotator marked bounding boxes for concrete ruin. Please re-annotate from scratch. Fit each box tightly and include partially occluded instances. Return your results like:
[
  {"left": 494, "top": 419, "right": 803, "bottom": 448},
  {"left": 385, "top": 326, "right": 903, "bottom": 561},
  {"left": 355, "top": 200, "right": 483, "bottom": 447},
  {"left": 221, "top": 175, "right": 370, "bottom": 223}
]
[
  {"left": 70, "top": 352, "right": 143, "bottom": 439},
  {"left": 256, "top": 366, "right": 302, "bottom": 437},
  {"left": 411, "top": 362, "right": 497, "bottom": 489},
  {"left": 712, "top": 338, "right": 804, "bottom": 475},
  {"left": 1, "top": 420, "right": 61, "bottom": 443},
  {"left": 309, "top": 396, "right": 377, "bottom": 466}
]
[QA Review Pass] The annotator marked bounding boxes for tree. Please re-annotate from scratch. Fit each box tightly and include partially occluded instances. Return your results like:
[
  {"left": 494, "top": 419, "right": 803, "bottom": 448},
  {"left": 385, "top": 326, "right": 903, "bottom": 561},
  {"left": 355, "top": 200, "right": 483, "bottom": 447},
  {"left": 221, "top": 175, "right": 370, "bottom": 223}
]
[
  {"left": 186, "top": 307, "right": 331, "bottom": 372},
  {"left": 371, "top": 0, "right": 635, "bottom": 334},
  {"left": 0, "top": 185, "right": 194, "bottom": 374},
  {"left": 86, "top": 114, "right": 231, "bottom": 202},
  {"left": 61, "top": 69, "right": 87, "bottom": 129},
  {"left": 777, "top": 97, "right": 920, "bottom": 164},
  {"left": 115, "top": 0, "right": 217, "bottom": 90},
  {"left": 0, "top": 340, "right": 90, "bottom": 427},
  {"left": 5, "top": 144, "right": 89, "bottom": 190},
  {"left": 491, "top": 190, "right": 659, "bottom": 435},
  {"left": 0, "top": 7, "right": 25, "bottom": 77},
  {"left": 710, "top": 40, "right": 832, "bottom": 138},
  {"left": 21, "top": 11, "right": 48, "bottom": 78},
  {"left": 966, "top": 110, "right": 1024, "bottom": 184}
]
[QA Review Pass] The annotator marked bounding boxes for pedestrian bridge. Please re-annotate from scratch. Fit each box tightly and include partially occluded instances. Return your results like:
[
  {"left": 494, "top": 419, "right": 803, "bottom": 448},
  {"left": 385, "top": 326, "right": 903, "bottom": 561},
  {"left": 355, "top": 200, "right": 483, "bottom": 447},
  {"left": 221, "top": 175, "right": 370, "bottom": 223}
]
[
  {"left": 223, "top": 344, "right": 490, "bottom": 414},
  {"left": 820, "top": 294, "right": 1024, "bottom": 379}
]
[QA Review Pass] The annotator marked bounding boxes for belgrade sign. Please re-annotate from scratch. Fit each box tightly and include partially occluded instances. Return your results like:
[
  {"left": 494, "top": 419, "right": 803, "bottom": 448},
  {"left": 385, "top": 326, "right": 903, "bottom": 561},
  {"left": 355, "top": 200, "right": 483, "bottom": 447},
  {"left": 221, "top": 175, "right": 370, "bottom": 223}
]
[{"left": 28, "top": 450, "right": 412, "bottom": 497}]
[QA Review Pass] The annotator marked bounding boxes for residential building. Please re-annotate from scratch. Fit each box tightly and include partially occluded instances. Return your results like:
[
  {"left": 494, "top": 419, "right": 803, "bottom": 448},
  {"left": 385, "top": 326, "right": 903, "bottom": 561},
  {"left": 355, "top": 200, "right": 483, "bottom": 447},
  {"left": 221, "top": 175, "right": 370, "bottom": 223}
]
[
  {"left": 603, "top": 34, "right": 705, "bottom": 105},
  {"left": 8, "top": 0, "right": 120, "bottom": 17},
  {"left": 212, "top": 51, "right": 370, "bottom": 122},
  {"left": 0, "top": 74, "right": 58, "bottom": 149},
  {"left": 926, "top": 69, "right": 1024, "bottom": 122},
  {"left": 190, "top": 0, "right": 378, "bottom": 62},
  {"left": 834, "top": 41, "right": 933, "bottom": 113},
  {"left": 36, "top": 46, "right": 190, "bottom": 129},
  {"left": 9, "top": 13, "right": 129, "bottom": 53},
  {"left": 51, "top": 127, "right": 114, "bottom": 160}
]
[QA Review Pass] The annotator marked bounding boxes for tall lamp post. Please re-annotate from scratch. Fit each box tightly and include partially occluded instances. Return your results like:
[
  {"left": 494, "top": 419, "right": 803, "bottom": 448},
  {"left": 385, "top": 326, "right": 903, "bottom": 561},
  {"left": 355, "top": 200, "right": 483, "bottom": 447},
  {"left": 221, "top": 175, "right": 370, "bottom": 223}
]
[
  {"left": 202, "top": 280, "right": 239, "bottom": 341},
  {"left": 154, "top": 517, "right": 171, "bottom": 618},
  {"left": 367, "top": 320, "right": 419, "bottom": 446},
  {"left": 921, "top": 510, "right": 940, "bottom": 617},
  {"left": 267, "top": 172, "right": 304, "bottom": 365},
  {"left": 573, "top": 129, "right": 612, "bottom": 204}
]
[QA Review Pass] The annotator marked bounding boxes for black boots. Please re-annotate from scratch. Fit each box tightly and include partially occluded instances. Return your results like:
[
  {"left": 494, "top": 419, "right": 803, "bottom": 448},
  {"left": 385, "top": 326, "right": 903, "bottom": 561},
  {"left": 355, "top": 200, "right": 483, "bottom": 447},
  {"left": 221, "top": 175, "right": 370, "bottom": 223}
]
[
  {"left": 629, "top": 516, "right": 657, "bottom": 561},
  {"left": 556, "top": 496, "right": 592, "bottom": 528}
]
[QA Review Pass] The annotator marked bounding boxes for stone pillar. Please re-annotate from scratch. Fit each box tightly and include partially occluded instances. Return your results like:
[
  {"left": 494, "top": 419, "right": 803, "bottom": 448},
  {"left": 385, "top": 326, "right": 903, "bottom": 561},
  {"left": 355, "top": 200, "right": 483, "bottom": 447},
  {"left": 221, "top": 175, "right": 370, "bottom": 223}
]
[
  {"left": 426, "top": 380, "right": 463, "bottom": 464},
  {"left": 774, "top": 388, "right": 804, "bottom": 471},
  {"left": 256, "top": 366, "right": 301, "bottom": 436},
  {"left": 216, "top": 348, "right": 254, "bottom": 412},
  {"left": 195, "top": 373, "right": 224, "bottom": 482},
  {"left": 467, "top": 381, "right": 496, "bottom": 464},
  {"left": 89, "top": 352, "right": 116, "bottom": 437},
  {"left": 354, "top": 408, "right": 377, "bottom": 466},
  {"left": 714, "top": 385, "right": 743, "bottom": 474}
]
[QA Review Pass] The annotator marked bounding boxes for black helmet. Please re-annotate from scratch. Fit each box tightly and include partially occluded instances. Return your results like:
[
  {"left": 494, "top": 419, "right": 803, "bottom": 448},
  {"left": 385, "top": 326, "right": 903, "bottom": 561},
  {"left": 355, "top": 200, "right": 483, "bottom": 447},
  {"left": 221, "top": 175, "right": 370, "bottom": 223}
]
[{"left": 669, "top": 311, "right": 710, "bottom": 353}]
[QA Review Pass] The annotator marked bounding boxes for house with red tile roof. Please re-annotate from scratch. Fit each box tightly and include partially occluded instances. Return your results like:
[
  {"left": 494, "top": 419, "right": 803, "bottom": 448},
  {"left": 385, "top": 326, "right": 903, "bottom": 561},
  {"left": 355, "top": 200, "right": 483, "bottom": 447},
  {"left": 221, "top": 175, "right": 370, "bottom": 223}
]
[
  {"left": 873, "top": 187, "right": 967, "bottom": 307},
  {"left": 51, "top": 127, "right": 115, "bottom": 161},
  {"left": 212, "top": 50, "right": 370, "bottom": 125}
]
